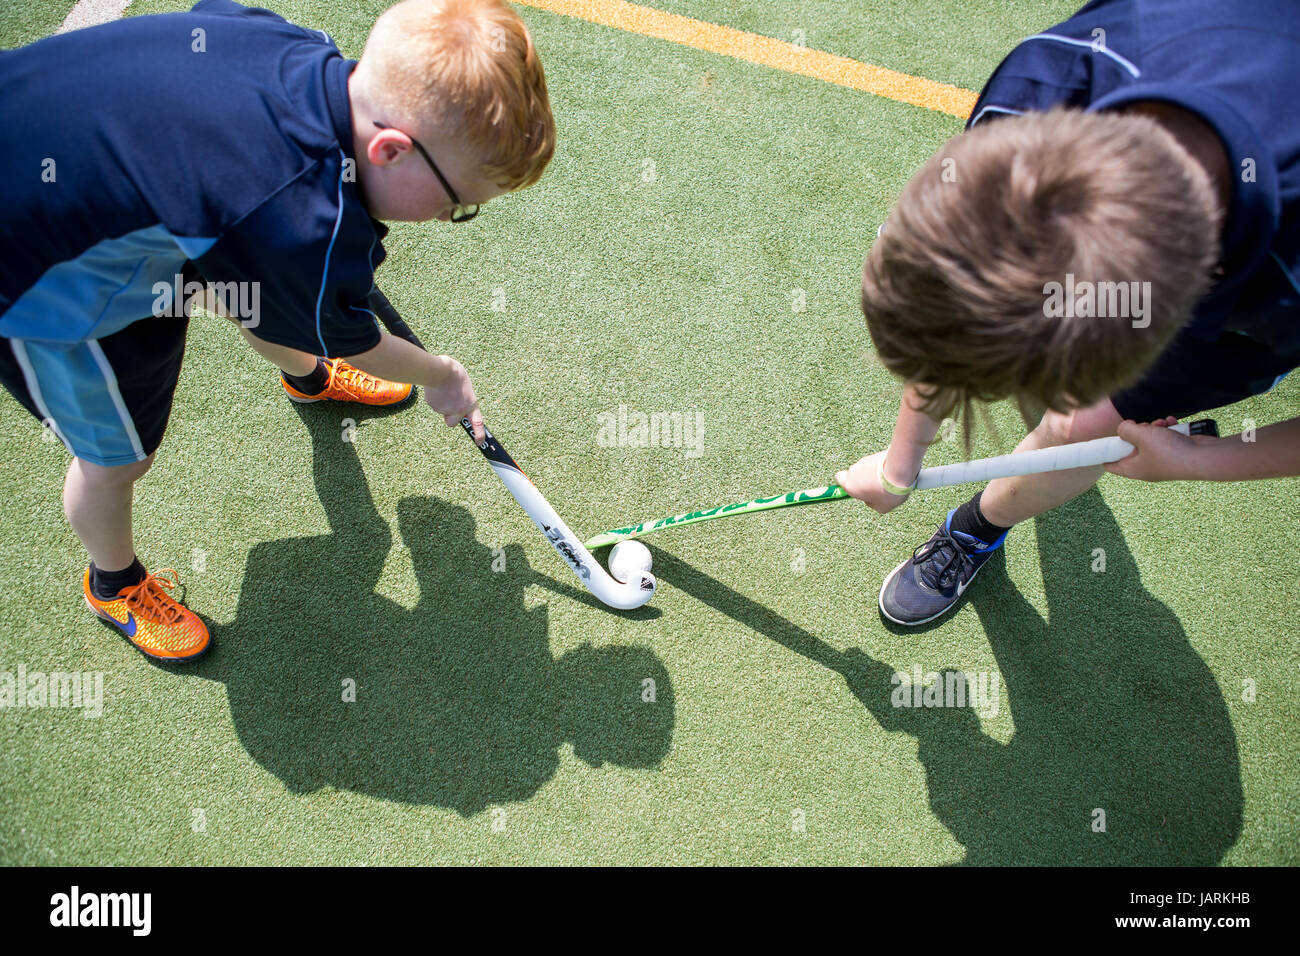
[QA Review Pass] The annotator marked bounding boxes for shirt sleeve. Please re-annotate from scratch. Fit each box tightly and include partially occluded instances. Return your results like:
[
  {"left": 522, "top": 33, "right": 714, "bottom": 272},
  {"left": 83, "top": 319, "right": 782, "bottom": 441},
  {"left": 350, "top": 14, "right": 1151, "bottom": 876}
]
[{"left": 966, "top": 10, "right": 1142, "bottom": 131}]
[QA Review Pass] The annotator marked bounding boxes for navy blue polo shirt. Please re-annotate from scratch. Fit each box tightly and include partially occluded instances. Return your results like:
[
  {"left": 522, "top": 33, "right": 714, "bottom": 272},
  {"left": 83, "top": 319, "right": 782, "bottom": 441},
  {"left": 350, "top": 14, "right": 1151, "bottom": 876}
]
[
  {"left": 967, "top": 0, "right": 1300, "bottom": 353},
  {"left": 0, "top": 0, "right": 385, "bottom": 357}
]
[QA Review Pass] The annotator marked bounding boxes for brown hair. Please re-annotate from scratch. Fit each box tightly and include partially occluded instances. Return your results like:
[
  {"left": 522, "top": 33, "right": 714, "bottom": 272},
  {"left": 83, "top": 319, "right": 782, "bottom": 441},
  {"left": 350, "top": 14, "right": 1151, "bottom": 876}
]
[
  {"left": 861, "top": 107, "right": 1219, "bottom": 437},
  {"left": 356, "top": 0, "right": 555, "bottom": 189}
]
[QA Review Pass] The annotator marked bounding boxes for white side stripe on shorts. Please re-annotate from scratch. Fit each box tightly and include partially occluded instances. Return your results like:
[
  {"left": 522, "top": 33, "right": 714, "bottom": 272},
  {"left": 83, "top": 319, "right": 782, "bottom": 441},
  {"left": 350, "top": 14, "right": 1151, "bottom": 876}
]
[
  {"left": 9, "top": 340, "right": 72, "bottom": 453},
  {"left": 88, "top": 340, "right": 147, "bottom": 461}
]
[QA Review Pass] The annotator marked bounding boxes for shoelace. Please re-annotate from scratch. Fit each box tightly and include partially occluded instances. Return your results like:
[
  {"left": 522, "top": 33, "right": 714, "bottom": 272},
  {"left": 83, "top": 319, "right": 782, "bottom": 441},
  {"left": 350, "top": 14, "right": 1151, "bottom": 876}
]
[
  {"left": 911, "top": 527, "right": 978, "bottom": 591},
  {"left": 119, "top": 568, "right": 185, "bottom": 625},
  {"left": 325, "top": 360, "right": 381, "bottom": 396}
]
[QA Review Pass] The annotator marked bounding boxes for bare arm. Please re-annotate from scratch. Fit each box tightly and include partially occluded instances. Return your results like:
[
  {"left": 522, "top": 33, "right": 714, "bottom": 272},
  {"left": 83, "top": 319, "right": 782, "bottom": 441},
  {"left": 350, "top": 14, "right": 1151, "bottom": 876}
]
[
  {"left": 344, "top": 332, "right": 455, "bottom": 390},
  {"left": 208, "top": 286, "right": 485, "bottom": 440},
  {"left": 884, "top": 382, "right": 944, "bottom": 482},
  {"left": 1107, "top": 417, "right": 1300, "bottom": 482},
  {"left": 345, "top": 334, "right": 485, "bottom": 441},
  {"left": 836, "top": 382, "right": 942, "bottom": 513}
]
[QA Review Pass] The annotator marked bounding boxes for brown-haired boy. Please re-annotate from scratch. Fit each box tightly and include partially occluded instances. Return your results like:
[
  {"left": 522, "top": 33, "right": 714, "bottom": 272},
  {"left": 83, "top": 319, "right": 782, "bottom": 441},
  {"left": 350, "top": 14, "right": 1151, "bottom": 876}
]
[
  {"left": 835, "top": 0, "right": 1300, "bottom": 625},
  {"left": 0, "top": 0, "right": 555, "bottom": 658}
]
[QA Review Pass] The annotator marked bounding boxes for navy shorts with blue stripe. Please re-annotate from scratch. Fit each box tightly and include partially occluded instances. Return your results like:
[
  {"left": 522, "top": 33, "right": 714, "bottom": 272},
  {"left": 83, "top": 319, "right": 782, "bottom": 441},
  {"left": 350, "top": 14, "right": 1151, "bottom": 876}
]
[{"left": 0, "top": 309, "right": 190, "bottom": 467}]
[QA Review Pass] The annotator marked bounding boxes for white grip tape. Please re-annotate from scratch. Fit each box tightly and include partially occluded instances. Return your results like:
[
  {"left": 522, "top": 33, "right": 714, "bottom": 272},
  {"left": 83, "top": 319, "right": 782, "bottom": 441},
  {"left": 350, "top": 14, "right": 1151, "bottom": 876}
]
[{"left": 915, "top": 423, "right": 1190, "bottom": 491}]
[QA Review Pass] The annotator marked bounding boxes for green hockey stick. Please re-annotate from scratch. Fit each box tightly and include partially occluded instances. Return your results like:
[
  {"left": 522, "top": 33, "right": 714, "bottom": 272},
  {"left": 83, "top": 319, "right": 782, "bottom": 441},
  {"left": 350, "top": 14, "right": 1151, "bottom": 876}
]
[
  {"left": 583, "top": 485, "right": 848, "bottom": 550},
  {"left": 582, "top": 419, "right": 1219, "bottom": 550}
]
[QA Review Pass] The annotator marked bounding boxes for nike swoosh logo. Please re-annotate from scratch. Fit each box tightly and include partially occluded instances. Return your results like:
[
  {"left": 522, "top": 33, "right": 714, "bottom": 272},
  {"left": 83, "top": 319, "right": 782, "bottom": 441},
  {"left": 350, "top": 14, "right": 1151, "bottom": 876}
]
[
  {"left": 955, "top": 579, "right": 970, "bottom": 597},
  {"left": 114, "top": 612, "right": 137, "bottom": 637}
]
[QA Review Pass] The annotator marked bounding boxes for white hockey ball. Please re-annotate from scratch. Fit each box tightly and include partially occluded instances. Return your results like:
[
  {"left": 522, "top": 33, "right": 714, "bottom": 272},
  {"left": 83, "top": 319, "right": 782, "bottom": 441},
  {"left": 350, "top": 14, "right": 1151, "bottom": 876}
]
[{"left": 608, "top": 540, "right": 653, "bottom": 583}]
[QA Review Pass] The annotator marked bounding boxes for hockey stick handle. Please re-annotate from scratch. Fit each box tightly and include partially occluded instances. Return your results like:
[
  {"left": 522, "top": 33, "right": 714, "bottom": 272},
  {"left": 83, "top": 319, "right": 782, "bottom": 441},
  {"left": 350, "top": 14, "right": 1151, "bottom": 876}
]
[{"left": 914, "top": 420, "right": 1211, "bottom": 489}]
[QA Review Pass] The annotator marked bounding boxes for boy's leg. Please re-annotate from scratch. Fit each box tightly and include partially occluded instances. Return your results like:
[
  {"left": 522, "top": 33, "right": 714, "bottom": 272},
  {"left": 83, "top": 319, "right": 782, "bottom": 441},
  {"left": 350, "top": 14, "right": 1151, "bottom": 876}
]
[
  {"left": 967, "top": 328, "right": 1300, "bottom": 534},
  {"left": 0, "top": 318, "right": 211, "bottom": 660},
  {"left": 879, "top": 398, "right": 1121, "bottom": 627},
  {"left": 880, "top": 328, "right": 1300, "bottom": 626},
  {"left": 975, "top": 399, "right": 1124, "bottom": 528},
  {"left": 229, "top": 317, "right": 318, "bottom": 377},
  {"left": 64, "top": 454, "right": 154, "bottom": 574},
  {"left": 199, "top": 287, "right": 410, "bottom": 405},
  {"left": 199, "top": 289, "right": 315, "bottom": 376}
]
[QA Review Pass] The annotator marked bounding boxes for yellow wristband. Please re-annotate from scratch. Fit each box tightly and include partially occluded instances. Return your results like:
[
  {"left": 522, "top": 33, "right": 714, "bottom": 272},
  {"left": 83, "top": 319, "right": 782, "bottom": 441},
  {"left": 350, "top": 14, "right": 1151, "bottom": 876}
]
[{"left": 877, "top": 457, "right": 918, "bottom": 497}]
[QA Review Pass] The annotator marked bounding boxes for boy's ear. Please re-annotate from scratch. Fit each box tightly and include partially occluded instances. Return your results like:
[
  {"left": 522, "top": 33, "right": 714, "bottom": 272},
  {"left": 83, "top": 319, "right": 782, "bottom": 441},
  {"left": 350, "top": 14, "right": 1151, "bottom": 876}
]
[{"left": 366, "top": 128, "right": 410, "bottom": 168}]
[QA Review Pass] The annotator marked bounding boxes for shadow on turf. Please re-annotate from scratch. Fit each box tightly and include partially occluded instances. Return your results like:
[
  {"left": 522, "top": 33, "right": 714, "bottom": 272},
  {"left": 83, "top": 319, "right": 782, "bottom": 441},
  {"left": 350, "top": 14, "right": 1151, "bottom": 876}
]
[
  {"left": 193, "top": 403, "right": 674, "bottom": 816},
  {"left": 655, "top": 489, "right": 1243, "bottom": 865}
]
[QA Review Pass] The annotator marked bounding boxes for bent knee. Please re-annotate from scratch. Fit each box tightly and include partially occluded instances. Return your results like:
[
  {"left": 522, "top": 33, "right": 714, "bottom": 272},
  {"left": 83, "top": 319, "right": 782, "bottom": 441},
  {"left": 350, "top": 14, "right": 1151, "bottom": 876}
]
[
  {"left": 75, "top": 453, "right": 156, "bottom": 486},
  {"left": 1036, "top": 401, "right": 1122, "bottom": 446}
]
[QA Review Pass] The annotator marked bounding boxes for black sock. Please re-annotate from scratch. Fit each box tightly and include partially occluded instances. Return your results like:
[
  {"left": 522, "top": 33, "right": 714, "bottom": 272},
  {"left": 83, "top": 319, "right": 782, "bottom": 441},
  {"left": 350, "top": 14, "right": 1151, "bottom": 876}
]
[
  {"left": 950, "top": 491, "right": 1011, "bottom": 547},
  {"left": 284, "top": 358, "right": 330, "bottom": 395},
  {"left": 90, "top": 557, "right": 146, "bottom": 600}
]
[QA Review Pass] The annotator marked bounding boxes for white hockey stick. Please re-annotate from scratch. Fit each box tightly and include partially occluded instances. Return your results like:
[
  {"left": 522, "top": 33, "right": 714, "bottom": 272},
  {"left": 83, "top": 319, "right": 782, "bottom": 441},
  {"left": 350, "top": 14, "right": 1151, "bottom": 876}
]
[
  {"left": 370, "top": 301, "right": 655, "bottom": 609},
  {"left": 460, "top": 419, "right": 657, "bottom": 610}
]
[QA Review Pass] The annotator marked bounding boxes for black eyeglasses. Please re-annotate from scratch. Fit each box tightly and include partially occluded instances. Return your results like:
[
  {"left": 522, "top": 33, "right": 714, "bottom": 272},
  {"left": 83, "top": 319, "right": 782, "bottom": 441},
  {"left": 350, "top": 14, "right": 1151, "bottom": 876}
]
[{"left": 373, "top": 121, "right": 479, "bottom": 223}]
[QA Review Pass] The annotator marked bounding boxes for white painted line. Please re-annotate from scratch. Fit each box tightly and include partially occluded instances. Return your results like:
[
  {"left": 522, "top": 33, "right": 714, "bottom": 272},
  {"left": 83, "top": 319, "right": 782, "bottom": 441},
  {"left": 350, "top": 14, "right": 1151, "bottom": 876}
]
[{"left": 58, "top": 0, "right": 132, "bottom": 34}]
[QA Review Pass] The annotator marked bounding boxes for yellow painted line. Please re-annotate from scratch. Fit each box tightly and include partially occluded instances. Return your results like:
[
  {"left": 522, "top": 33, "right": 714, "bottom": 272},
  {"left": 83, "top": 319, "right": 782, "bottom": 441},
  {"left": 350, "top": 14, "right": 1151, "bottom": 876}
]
[{"left": 515, "top": 0, "right": 977, "bottom": 118}]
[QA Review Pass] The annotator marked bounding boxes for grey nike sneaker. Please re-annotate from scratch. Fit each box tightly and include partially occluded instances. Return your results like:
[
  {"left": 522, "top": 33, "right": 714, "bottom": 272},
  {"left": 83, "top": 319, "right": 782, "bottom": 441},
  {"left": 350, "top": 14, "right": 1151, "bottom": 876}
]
[{"left": 879, "top": 508, "right": 1009, "bottom": 626}]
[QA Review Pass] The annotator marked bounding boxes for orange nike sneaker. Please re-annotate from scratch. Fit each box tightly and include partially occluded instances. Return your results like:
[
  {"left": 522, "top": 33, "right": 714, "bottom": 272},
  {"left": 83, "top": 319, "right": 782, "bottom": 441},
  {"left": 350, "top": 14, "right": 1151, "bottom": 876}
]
[
  {"left": 281, "top": 358, "right": 413, "bottom": 406},
  {"left": 83, "top": 568, "right": 211, "bottom": 662}
]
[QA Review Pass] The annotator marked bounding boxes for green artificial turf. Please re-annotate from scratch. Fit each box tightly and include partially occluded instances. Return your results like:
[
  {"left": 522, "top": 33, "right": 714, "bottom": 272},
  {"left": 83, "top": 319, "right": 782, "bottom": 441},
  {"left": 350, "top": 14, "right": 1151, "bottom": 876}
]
[
  {"left": 1, "top": 0, "right": 1296, "bottom": 865},
  {"left": 0, "top": 0, "right": 74, "bottom": 49}
]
